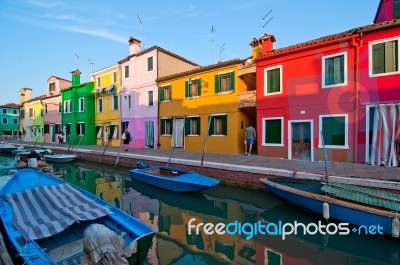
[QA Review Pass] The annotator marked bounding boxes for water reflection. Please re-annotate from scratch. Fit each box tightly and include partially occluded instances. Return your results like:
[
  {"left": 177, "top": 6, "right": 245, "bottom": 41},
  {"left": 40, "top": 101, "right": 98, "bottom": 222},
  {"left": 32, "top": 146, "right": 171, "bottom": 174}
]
[{"left": 0, "top": 155, "right": 399, "bottom": 265}]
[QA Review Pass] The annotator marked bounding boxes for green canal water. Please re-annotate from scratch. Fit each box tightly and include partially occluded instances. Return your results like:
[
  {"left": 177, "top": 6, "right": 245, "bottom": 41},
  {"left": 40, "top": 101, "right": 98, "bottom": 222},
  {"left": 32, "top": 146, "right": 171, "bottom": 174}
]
[{"left": 0, "top": 153, "right": 399, "bottom": 265}]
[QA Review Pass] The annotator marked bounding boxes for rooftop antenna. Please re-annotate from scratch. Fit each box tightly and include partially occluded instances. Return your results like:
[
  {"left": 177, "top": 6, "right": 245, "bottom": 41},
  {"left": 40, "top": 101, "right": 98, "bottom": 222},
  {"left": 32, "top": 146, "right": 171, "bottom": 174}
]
[
  {"left": 211, "top": 25, "right": 215, "bottom": 63},
  {"left": 219, "top": 43, "right": 225, "bottom": 62},
  {"left": 88, "top": 57, "right": 93, "bottom": 81},
  {"left": 137, "top": 14, "right": 144, "bottom": 50},
  {"left": 263, "top": 9, "right": 273, "bottom": 28},
  {"left": 74, "top": 53, "right": 80, "bottom": 70}
]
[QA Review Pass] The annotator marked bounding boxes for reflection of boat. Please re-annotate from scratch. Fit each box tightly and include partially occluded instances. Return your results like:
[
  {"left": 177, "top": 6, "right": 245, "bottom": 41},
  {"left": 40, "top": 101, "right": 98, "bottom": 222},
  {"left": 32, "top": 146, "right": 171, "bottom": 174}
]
[
  {"left": 257, "top": 203, "right": 400, "bottom": 265},
  {"left": 44, "top": 154, "right": 77, "bottom": 163},
  {"left": 129, "top": 165, "right": 220, "bottom": 192},
  {"left": 260, "top": 178, "right": 400, "bottom": 238},
  {"left": 11, "top": 148, "right": 45, "bottom": 155},
  {"left": 0, "top": 143, "right": 17, "bottom": 153},
  {"left": 0, "top": 169, "right": 156, "bottom": 265}
]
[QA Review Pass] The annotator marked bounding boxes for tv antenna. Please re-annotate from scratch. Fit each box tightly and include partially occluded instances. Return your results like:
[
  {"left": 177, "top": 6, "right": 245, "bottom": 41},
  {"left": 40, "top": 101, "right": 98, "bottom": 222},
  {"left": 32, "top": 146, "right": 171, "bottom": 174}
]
[
  {"left": 74, "top": 53, "right": 80, "bottom": 69},
  {"left": 263, "top": 9, "right": 273, "bottom": 28},
  {"left": 211, "top": 25, "right": 216, "bottom": 63},
  {"left": 88, "top": 57, "right": 93, "bottom": 81},
  {"left": 137, "top": 14, "right": 143, "bottom": 33},
  {"left": 219, "top": 43, "right": 225, "bottom": 62}
]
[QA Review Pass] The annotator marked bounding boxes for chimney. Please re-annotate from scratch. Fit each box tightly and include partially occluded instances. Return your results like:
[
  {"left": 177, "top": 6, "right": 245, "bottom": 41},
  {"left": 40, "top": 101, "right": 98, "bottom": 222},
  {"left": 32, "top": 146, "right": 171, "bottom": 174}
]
[
  {"left": 128, "top": 36, "right": 141, "bottom": 55},
  {"left": 259, "top": 34, "right": 276, "bottom": 55},
  {"left": 19, "top": 88, "right": 32, "bottom": 104},
  {"left": 250, "top": 38, "right": 262, "bottom": 60},
  {"left": 71, "top": 69, "right": 81, "bottom": 86}
]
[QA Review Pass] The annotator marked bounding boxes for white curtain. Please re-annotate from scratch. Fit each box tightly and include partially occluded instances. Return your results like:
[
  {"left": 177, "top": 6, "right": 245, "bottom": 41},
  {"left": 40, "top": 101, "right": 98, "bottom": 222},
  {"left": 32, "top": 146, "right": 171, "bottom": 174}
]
[
  {"left": 171, "top": 118, "right": 184, "bottom": 148},
  {"left": 370, "top": 104, "right": 400, "bottom": 167},
  {"left": 145, "top": 121, "right": 154, "bottom": 148}
]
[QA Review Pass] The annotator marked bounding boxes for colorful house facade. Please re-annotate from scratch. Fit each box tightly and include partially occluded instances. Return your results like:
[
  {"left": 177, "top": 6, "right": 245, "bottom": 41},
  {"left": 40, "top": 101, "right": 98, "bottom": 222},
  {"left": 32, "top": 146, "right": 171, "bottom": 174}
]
[
  {"left": 60, "top": 70, "right": 96, "bottom": 145},
  {"left": 19, "top": 87, "right": 45, "bottom": 143},
  {"left": 92, "top": 64, "right": 121, "bottom": 146},
  {"left": 118, "top": 37, "right": 198, "bottom": 150},
  {"left": 374, "top": 0, "right": 400, "bottom": 23},
  {"left": 42, "top": 76, "right": 71, "bottom": 143},
  {"left": 0, "top": 103, "right": 19, "bottom": 140},
  {"left": 157, "top": 58, "right": 255, "bottom": 154}
]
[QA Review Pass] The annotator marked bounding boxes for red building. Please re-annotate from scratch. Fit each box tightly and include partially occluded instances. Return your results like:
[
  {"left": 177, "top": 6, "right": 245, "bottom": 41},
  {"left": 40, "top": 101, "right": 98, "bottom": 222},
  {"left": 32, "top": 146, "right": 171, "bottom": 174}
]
[{"left": 255, "top": 20, "right": 400, "bottom": 165}]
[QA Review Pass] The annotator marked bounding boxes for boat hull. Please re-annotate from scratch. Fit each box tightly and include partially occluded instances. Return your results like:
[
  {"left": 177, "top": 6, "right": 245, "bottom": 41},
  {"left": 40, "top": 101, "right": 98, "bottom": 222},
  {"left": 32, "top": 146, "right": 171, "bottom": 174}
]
[
  {"left": 260, "top": 178, "right": 396, "bottom": 237},
  {"left": 44, "top": 154, "right": 77, "bottom": 163},
  {"left": 129, "top": 166, "right": 219, "bottom": 192}
]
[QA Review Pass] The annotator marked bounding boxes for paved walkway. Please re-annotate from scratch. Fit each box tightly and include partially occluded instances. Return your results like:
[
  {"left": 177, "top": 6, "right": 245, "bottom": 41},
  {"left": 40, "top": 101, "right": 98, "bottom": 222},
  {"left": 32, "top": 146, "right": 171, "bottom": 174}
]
[{"left": 13, "top": 140, "right": 400, "bottom": 184}]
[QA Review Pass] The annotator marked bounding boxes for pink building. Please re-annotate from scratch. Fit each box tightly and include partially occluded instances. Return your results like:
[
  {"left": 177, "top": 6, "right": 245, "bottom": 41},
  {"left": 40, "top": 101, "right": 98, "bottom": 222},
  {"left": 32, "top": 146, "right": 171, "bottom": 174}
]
[
  {"left": 118, "top": 37, "right": 198, "bottom": 149},
  {"left": 374, "top": 0, "right": 400, "bottom": 23}
]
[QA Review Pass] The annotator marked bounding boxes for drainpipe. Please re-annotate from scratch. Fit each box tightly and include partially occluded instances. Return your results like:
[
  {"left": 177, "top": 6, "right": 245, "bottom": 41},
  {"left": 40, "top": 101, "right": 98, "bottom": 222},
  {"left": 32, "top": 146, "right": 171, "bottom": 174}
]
[{"left": 351, "top": 33, "right": 363, "bottom": 163}]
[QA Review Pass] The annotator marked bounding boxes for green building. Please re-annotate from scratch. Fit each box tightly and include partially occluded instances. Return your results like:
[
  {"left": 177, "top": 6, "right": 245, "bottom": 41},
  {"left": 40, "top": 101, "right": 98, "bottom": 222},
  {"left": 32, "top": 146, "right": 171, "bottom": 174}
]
[
  {"left": 61, "top": 70, "right": 96, "bottom": 145},
  {"left": 0, "top": 103, "right": 20, "bottom": 140}
]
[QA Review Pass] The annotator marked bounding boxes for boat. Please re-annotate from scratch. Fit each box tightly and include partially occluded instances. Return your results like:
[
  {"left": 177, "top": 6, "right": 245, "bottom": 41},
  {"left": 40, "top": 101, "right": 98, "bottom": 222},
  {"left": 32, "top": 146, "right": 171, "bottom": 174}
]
[
  {"left": 260, "top": 177, "right": 400, "bottom": 238},
  {"left": 129, "top": 162, "right": 220, "bottom": 192},
  {"left": 11, "top": 147, "right": 46, "bottom": 155},
  {"left": 0, "top": 143, "right": 18, "bottom": 153},
  {"left": 43, "top": 153, "right": 77, "bottom": 163},
  {"left": 0, "top": 169, "right": 156, "bottom": 265}
]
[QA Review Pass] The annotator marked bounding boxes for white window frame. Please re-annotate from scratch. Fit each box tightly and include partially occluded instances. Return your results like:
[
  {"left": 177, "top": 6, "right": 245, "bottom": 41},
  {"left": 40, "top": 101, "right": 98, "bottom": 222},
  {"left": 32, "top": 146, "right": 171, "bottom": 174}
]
[
  {"left": 147, "top": 56, "right": 154, "bottom": 72},
  {"left": 318, "top": 114, "right": 349, "bottom": 149},
  {"left": 148, "top": 91, "right": 154, "bottom": 107},
  {"left": 186, "top": 115, "right": 200, "bottom": 136},
  {"left": 263, "top": 65, "right": 283, "bottom": 96},
  {"left": 77, "top": 122, "right": 85, "bottom": 136},
  {"left": 368, "top": 37, "right": 400, "bottom": 77},
  {"left": 262, "top": 117, "right": 284, "bottom": 147},
  {"left": 64, "top": 100, "right": 71, "bottom": 113},
  {"left": 322, "top": 51, "right": 348, "bottom": 88},
  {"left": 78, "top": 97, "right": 84, "bottom": 112}
]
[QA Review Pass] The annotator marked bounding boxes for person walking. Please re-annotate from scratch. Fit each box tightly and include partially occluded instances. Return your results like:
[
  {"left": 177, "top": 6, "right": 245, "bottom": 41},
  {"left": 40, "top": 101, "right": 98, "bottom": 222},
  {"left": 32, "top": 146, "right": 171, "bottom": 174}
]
[
  {"left": 244, "top": 123, "right": 256, "bottom": 156},
  {"left": 58, "top": 131, "right": 64, "bottom": 145},
  {"left": 122, "top": 129, "right": 131, "bottom": 151}
]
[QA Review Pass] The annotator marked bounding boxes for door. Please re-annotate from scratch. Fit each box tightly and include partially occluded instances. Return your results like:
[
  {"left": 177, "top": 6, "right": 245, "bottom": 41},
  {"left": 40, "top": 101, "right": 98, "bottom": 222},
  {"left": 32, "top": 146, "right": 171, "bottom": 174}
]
[
  {"left": 145, "top": 120, "right": 154, "bottom": 148},
  {"left": 291, "top": 122, "right": 311, "bottom": 160},
  {"left": 172, "top": 118, "right": 184, "bottom": 148}
]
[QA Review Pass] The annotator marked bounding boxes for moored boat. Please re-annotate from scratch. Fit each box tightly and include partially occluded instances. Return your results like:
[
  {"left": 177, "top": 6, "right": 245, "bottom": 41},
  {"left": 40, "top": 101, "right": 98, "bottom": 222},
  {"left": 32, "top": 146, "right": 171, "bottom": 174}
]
[
  {"left": 43, "top": 154, "right": 77, "bottom": 163},
  {"left": 0, "top": 169, "right": 156, "bottom": 264},
  {"left": 260, "top": 177, "right": 400, "bottom": 238},
  {"left": 0, "top": 143, "right": 18, "bottom": 153},
  {"left": 129, "top": 163, "right": 220, "bottom": 192}
]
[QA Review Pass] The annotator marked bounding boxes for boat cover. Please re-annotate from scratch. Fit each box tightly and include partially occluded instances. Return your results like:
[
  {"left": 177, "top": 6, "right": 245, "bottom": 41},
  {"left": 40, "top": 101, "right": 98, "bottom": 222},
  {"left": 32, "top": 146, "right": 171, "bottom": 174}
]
[{"left": 4, "top": 183, "right": 112, "bottom": 241}]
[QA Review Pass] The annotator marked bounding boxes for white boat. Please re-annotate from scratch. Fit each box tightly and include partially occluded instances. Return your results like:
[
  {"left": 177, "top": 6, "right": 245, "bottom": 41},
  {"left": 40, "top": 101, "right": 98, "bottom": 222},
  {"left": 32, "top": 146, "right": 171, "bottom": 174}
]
[
  {"left": 43, "top": 154, "right": 77, "bottom": 163},
  {"left": 0, "top": 143, "right": 18, "bottom": 153}
]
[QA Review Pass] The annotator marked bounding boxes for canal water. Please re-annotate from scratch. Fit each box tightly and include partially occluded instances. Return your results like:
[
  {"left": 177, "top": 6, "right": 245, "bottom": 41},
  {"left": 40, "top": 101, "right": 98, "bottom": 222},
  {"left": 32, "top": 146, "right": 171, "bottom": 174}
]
[{"left": 0, "top": 153, "right": 399, "bottom": 265}]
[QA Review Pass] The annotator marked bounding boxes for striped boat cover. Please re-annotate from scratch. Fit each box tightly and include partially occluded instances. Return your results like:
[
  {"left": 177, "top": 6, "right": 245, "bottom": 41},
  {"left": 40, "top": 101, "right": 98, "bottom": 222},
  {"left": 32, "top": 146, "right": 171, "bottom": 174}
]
[{"left": 4, "top": 183, "right": 112, "bottom": 241}]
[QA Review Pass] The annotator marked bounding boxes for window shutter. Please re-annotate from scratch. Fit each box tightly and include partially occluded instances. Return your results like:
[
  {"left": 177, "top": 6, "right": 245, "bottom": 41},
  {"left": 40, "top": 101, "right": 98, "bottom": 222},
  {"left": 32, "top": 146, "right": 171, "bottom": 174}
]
[
  {"left": 229, "top": 72, "right": 235, "bottom": 91},
  {"left": 395, "top": 0, "right": 400, "bottom": 19},
  {"left": 82, "top": 124, "right": 85, "bottom": 135},
  {"left": 196, "top": 117, "right": 201, "bottom": 135},
  {"left": 168, "top": 85, "right": 172, "bottom": 100},
  {"left": 222, "top": 115, "right": 228, "bottom": 135},
  {"left": 215, "top": 75, "right": 220, "bottom": 93},
  {"left": 159, "top": 87, "right": 164, "bottom": 102},
  {"left": 208, "top": 116, "right": 214, "bottom": 135},
  {"left": 198, "top": 78, "right": 202, "bottom": 96},
  {"left": 169, "top": 119, "right": 173, "bottom": 134},
  {"left": 385, "top": 40, "right": 397, "bottom": 72},
  {"left": 372, "top": 43, "right": 384, "bottom": 74},
  {"left": 161, "top": 119, "right": 165, "bottom": 135},
  {"left": 185, "top": 117, "right": 190, "bottom": 135},
  {"left": 185, "top": 81, "right": 189, "bottom": 98}
]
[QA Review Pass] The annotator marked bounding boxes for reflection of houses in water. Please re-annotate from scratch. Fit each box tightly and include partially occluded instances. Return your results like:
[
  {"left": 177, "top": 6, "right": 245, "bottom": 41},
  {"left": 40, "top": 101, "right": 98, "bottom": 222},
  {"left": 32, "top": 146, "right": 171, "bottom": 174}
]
[
  {"left": 95, "top": 176, "right": 123, "bottom": 205},
  {"left": 50, "top": 164, "right": 97, "bottom": 194}
]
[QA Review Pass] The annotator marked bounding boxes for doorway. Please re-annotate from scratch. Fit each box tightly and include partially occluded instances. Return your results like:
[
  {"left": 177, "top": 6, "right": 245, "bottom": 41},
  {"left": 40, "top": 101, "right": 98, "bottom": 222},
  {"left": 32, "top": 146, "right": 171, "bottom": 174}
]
[{"left": 289, "top": 121, "right": 313, "bottom": 161}]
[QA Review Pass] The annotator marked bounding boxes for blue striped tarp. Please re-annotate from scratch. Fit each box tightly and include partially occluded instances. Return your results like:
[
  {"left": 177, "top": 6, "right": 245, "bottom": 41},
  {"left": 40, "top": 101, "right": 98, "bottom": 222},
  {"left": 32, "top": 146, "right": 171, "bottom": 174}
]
[{"left": 4, "top": 183, "right": 112, "bottom": 241}]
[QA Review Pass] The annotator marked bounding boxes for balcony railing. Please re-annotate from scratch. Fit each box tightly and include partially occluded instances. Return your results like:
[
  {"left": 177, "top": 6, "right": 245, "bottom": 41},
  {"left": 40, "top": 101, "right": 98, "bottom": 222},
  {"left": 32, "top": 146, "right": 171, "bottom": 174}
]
[{"left": 238, "top": 91, "right": 256, "bottom": 108}]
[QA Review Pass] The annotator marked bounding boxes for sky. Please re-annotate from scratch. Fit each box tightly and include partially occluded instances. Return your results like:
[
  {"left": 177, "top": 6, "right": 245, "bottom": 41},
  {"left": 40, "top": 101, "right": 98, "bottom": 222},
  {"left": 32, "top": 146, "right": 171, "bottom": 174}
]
[{"left": 0, "top": 0, "right": 380, "bottom": 105}]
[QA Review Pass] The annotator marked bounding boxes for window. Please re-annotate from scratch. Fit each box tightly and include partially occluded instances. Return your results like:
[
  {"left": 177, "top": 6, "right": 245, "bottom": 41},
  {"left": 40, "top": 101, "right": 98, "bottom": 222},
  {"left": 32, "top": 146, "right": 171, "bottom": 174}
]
[
  {"left": 370, "top": 38, "right": 399, "bottom": 76},
  {"left": 40, "top": 109, "right": 43, "bottom": 117},
  {"left": 2, "top": 109, "right": 6, "bottom": 114},
  {"left": 185, "top": 79, "right": 201, "bottom": 98},
  {"left": 147, "top": 56, "right": 154, "bottom": 71},
  {"left": 76, "top": 123, "right": 85, "bottom": 135},
  {"left": 319, "top": 114, "right": 348, "bottom": 148},
  {"left": 160, "top": 118, "right": 173, "bottom": 135},
  {"left": 322, "top": 52, "right": 347, "bottom": 88},
  {"left": 58, "top": 102, "right": 62, "bottom": 113},
  {"left": 215, "top": 72, "right": 235, "bottom": 93},
  {"left": 29, "top": 108, "right": 33, "bottom": 118},
  {"left": 262, "top": 118, "right": 283, "bottom": 146},
  {"left": 44, "top": 104, "right": 48, "bottom": 114},
  {"left": 78, "top": 97, "right": 84, "bottom": 112},
  {"left": 2, "top": 118, "right": 7, "bottom": 124},
  {"left": 113, "top": 72, "right": 117, "bottom": 83},
  {"left": 128, "top": 95, "right": 131, "bottom": 109},
  {"left": 13, "top": 119, "right": 18, "bottom": 124},
  {"left": 124, "top": 65, "right": 129, "bottom": 78},
  {"left": 208, "top": 114, "right": 227, "bottom": 136},
  {"left": 159, "top": 85, "right": 171, "bottom": 102},
  {"left": 49, "top": 82, "right": 56, "bottom": 92},
  {"left": 64, "top": 100, "right": 71, "bottom": 113},
  {"left": 97, "top": 77, "right": 101, "bottom": 88},
  {"left": 148, "top": 91, "right": 153, "bottom": 106},
  {"left": 264, "top": 66, "right": 282, "bottom": 95},
  {"left": 97, "top": 98, "right": 103, "bottom": 112},
  {"left": 112, "top": 95, "right": 118, "bottom": 110},
  {"left": 111, "top": 125, "right": 118, "bottom": 139},
  {"left": 13, "top": 109, "right": 17, "bottom": 114},
  {"left": 185, "top": 116, "right": 200, "bottom": 135},
  {"left": 44, "top": 124, "right": 49, "bottom": 133}
]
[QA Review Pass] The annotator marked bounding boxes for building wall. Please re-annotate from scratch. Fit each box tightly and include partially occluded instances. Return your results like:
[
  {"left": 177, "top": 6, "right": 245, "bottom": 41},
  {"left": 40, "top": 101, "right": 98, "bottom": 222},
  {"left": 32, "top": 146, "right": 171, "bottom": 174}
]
[
  {"left": 374, "top": 0, "right": 394, "bottom": 23},
  {"left": 31, "top": 100, "right": 44, "bottom": 143},
  {"left": 0, "top": 107, "right": 19, "bottom": 140},
  {"left": 42, "top": 96, "right": 62, "bottom": 143}
]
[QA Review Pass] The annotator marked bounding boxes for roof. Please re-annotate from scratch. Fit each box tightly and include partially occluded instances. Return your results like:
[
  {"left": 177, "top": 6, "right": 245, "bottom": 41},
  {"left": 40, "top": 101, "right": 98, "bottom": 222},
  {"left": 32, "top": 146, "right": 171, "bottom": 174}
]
[
  {"left": 117, "top": 45, "right": 199, "bottom": 66},
  {"left": 258, "top": 19, "right": 400, "bottom": 59},
  {"left": 0, "top": 103, "right": 19, "bottom": 109},
  {"left": 156, "top": 58, "right": 243, "bottom": 82},
  {"left": 47, "top": 75, "right": 71, "bottom": 83}
]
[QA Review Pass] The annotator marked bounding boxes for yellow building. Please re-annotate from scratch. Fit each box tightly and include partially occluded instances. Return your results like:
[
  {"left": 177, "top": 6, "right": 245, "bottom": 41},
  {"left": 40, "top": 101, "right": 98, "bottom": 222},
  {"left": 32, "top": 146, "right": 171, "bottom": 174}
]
[
  {"left": 92, "top": 64, "right": 121, "bottom": 146},
  {"left": 157, "top": 58, "right": 255, "bottom": 154}
]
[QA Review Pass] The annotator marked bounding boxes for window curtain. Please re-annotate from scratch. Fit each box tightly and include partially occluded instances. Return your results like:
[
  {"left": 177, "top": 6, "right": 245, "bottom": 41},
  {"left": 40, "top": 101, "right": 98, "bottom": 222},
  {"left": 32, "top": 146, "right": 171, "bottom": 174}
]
[
  {"left": 370, "top": 104, "right": 400, "bottom": 167},
  {"left": 145, "top": 121, "right": 154, "bottom": 148},
  {"left": 171, "top": 118, "right": 184, "bottom": 148}
]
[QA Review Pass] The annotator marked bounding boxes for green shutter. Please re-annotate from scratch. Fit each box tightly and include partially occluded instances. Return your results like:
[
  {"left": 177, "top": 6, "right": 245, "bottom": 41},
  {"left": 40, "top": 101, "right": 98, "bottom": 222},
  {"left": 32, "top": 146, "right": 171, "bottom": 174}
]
[
  {"left": 267, "top": 69, "right": 280, "bottom": 93},
  {"left": 372, "top": 43, "right": 384, "bottom": 74},
  {"left": 198, "top": 78, "right": 202, "bottom": 96},
  {"left": 161, "top": 119, "right": 165, "bottom": 135},
  {"left": 169, "top": 119, "right": 173, "bottom": 134},
  {"left": 394, "top": 0, "right": 400, "bottom": 19},
  {"left": 159, "top": 87, "right": 164, "bottom": 102},
  {"left": 185, "top": 117, "right": 190, "bottom": 136},
  {"left": 208, "top": 116, "right": 214, "bottom": 135},
  {"left": 196, "top": 117, "right": 201, "bottom": 135},
  {"left": 185, "top": 81, "right": 189, "bottom": 98},
  {"left": 215, "top": 75, "right": 220, "bottom": 93},
  {"left": 222, "top": 115, "right": 227, "bottom": 135},
  {"left": 265, "top": 119, "right": 281, "bottom": 144},
  {"left": 322, "top": 116, "right": 345, "bottom": 146},
  {"left": 229, "top": 72, "right": 235, "bottom": 91}
]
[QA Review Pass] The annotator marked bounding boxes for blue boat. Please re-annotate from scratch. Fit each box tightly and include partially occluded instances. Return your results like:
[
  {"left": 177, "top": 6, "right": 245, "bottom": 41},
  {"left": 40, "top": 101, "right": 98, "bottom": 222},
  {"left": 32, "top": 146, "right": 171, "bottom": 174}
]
[
  {"left": 129, "top": 165, "right": 220, "bottom": 192},
  {"left": 0, "top": 169, "right": 156, "bottom": 265},
  {"left": 260, "top": 177, "right": 400, "bottom": 238}
]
